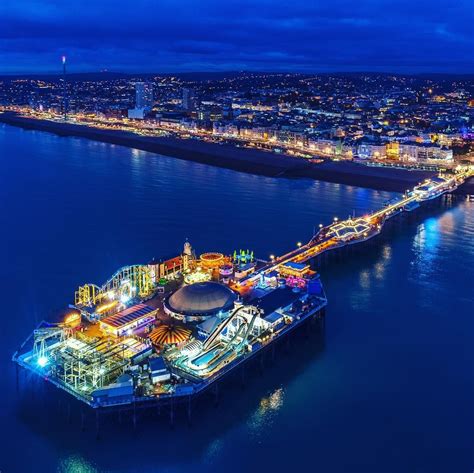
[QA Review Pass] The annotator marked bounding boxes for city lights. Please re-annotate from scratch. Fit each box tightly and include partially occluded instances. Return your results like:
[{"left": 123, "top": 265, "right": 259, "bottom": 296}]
[{"left": 0, "top": 69, "right": 467, "bottom": 170}]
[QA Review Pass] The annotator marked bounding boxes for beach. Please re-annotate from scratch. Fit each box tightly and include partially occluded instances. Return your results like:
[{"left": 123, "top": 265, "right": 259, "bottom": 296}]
[{"left": 2, "top": 111, "right": 472, "bottom": 193}]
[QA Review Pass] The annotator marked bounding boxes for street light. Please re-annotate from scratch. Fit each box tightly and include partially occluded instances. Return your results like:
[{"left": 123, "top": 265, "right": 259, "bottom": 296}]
[
  {"left": 297, "top": 242, "right": 302, "bottom": 248},
  {"left": 334, "top": 217, "right": 339, "bottom": 222}
]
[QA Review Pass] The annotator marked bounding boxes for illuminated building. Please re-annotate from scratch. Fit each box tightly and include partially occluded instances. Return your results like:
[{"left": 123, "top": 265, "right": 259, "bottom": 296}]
[
  {"left": 386, "top": 141, "right": 400, "bottom": 159},
  {"left": 399, "top": 143, "right": 419, "bottom": 162},
  {"left": 99, "top": 303, "right": 157, "bottom": 337},
  {"left": 135, "top": 82, "right": 153, "bottom": 109},
  {"left": 182, "top": 87, "right": 197, "bottom": 111},
  {"left": 148, "top": 240, "right": 194, "bottom": 281},
  {"left": 164, "top": 281, "right": 238, "bottom": 322},
  {"left": 357, "top": 142, "right": 387, "bottom": 160},
  {"left": 127, "top": 82, "right": 153, "bottom": 119},
  {"left": 279, "top": 261, "right": 312, "bottom": 278}
]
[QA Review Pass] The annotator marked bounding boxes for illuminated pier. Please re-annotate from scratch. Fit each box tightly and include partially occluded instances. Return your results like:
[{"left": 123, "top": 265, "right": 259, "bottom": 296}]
[{"left": 12, "top": 167, "right": 474, "bottom": 418}]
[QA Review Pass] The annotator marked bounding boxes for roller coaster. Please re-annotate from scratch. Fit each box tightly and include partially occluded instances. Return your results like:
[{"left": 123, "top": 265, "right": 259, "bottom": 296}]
[
  {"left": 184, "top": 305, "right": 261, "bottom": 377},
  {"left": 74, "top": 264, "right": 154, "bottom": 308}
]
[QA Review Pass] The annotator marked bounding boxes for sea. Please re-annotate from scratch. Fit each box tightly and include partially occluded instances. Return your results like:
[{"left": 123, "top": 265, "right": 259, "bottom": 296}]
[{"left": 1, "top": 124, "right": 473, "bottom": 473}]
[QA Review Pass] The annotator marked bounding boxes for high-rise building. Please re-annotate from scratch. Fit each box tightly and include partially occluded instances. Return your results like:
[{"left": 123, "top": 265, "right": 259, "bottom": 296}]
[
  {"left": 135, "top": 82, "right": 154, "bottom": 110},
  {"left": 182, "top": 87, "right": 197, "bottom": 111},
  {"left": 222, "top": 100, "right": 233, "bottom": 120}
]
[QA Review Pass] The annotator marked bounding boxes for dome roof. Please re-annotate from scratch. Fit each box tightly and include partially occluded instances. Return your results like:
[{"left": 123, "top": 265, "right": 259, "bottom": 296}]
[{"left": 166, "top": 282, "right": 237, "bottom": 316}]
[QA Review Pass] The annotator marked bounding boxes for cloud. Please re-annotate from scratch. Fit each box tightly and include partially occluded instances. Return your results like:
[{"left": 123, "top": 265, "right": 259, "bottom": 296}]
[{"left": 0, "top": 0, "right": 473, "bottom": 73}]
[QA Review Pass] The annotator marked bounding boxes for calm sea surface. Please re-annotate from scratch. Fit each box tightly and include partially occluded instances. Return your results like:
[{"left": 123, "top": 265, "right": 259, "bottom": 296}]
[{"left": 1, "top": 124, "right": 473, "bottom": 473}]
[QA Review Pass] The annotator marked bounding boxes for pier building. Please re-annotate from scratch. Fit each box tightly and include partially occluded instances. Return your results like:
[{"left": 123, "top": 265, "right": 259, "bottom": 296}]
[{"left": 164, "top": 281, "right": 238, "bottom": 322}]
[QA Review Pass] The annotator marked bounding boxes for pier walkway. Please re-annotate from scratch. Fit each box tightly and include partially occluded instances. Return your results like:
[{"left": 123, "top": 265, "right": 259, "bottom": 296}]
[{"left": 242, "top": 168, "right": 473, "bottom": 283}]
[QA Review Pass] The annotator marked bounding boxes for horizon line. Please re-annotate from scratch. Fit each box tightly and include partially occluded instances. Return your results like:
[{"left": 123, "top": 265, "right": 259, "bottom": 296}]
[{"left": 1, "top": 69, "right": 474, "bottom": 78}]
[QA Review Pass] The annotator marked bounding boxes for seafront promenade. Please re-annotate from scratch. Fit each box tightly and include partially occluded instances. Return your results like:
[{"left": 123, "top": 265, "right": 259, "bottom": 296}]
[{"left": 0, "top": 111, "right": 448, "bottom": 193}]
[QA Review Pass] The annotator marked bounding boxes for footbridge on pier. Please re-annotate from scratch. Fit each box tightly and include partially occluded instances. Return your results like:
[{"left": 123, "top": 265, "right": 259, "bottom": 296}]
[{"left": 240, "top": 168, "right": 473, "bottom": 285}]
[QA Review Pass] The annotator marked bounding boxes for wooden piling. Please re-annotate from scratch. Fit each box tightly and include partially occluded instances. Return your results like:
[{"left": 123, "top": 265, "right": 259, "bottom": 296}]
[
  {"left": 95, "top": 409, "right": 100, "bottom": 440},
  {"left": 187, "top": 396, "right": 192, "bottom": 427}
]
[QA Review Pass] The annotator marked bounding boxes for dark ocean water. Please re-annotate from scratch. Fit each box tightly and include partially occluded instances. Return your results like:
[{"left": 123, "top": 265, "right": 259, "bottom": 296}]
[{"left": 1, "top": 124, "right": 473, "bottom": 473}]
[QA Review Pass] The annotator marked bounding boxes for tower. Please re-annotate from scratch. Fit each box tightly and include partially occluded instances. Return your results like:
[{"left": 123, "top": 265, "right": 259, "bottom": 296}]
[
  {"left": 182, "top": 87, "right": 197, "bottom": 112},
  {"left": 61, "top": 55, "right": 67, "bottom": 120},
  {"left": 135, "top": 82, "right": 153, "bottom": 110},
  {"left": 183, "top": 239, "right": 194, "bottom": 270},
  {"left": 222, "top": 100, "right": 233, "bottom": 120}
]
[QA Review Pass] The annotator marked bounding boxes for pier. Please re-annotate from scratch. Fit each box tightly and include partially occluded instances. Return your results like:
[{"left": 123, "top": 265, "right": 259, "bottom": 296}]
[
  {"left": 242, "top": 167, "right": 472, "bottom": 279},
  {"left": 12, "top": 166, "right": 474, "bottom": 422}
]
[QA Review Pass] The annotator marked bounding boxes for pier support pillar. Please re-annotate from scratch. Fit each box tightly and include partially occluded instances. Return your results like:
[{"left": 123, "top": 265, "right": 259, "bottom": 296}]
[
  {"left": 133, "top": 402, "right": 137, "bottom": 430},
  {"left": 213, "top": 383, "right": 219, "bottom": 407},
  {"left": 169, "top": 398, "right": 175, "bottom": 428},
  {"left": 187, "top": 396, "right": 192, "bottom": 427},
  {"left": 240, "top": 366, "right": 246, "bottom": 389},
  {"left": 16, "top": 364, "right": 19, "bottom": 392},
  {"left": 95, "top": 409, "right": 100, "bottom": 440},
  {"left": 303, "top": 320, "right": 310, "bottom": 340},
  {"left": 80, "top": 410, "right": 85, "bottom": 432}
]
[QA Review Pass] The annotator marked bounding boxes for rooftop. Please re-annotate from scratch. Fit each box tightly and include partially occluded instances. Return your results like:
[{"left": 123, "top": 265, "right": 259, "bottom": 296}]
[
  {"left": 100, "top": 303, "right": 155, "bottom": 328},
  {"left": 166, "top": 281, "right": 237, "bottom": 316}
]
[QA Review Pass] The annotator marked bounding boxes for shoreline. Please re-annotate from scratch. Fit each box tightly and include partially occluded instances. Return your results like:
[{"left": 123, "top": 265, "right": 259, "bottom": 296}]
[{"left": 2, "top": 112, "right": 472, "bottom": 193}]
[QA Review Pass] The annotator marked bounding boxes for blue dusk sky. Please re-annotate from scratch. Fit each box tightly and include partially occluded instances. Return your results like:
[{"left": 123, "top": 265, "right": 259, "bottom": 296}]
[{"left": 0, "top": 0, "right": 473, "bottom": 74}]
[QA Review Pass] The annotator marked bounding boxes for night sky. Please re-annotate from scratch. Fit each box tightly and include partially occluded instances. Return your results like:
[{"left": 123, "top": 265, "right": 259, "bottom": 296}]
[{"left": 1, "top": 0, "right": 473, "bottom": 74}]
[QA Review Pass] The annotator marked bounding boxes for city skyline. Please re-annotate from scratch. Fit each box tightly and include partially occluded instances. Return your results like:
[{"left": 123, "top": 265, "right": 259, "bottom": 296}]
[{"left": 1, "top": 0, "right": 474, "bottom": 75}]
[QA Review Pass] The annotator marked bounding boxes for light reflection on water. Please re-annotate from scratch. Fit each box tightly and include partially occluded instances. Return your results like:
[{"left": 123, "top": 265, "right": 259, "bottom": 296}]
[
  {"left": 247, "top": 387, "right": 286, "bottom": 438},
  {"left": 202, "top": 438, "right": 224, "bottom": 467},
  {"left": 59, "top": 455, "right": 98, "bottom": 473},
  {"left": 353, "top": 243, "right": 392, "bottom": 309}
]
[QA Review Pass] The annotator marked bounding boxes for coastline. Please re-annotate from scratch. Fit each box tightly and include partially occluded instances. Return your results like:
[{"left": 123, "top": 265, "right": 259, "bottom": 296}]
[{"left": 1, "top": 111, "right": 470, "bottom": 193}]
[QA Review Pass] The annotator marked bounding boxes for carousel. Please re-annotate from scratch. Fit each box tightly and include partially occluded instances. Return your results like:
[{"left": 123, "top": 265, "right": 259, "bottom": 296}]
[{"left": 149, "top": 324, "right": 192, "bottom": 347}]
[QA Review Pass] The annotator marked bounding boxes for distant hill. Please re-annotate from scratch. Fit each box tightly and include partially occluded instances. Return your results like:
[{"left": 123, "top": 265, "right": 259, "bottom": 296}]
[
  {"left": 0, "top": 70, "right": 281, "bottom": 82},
  {"left": 0, "top": 70, "right": 472, "bottom": 82}
]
